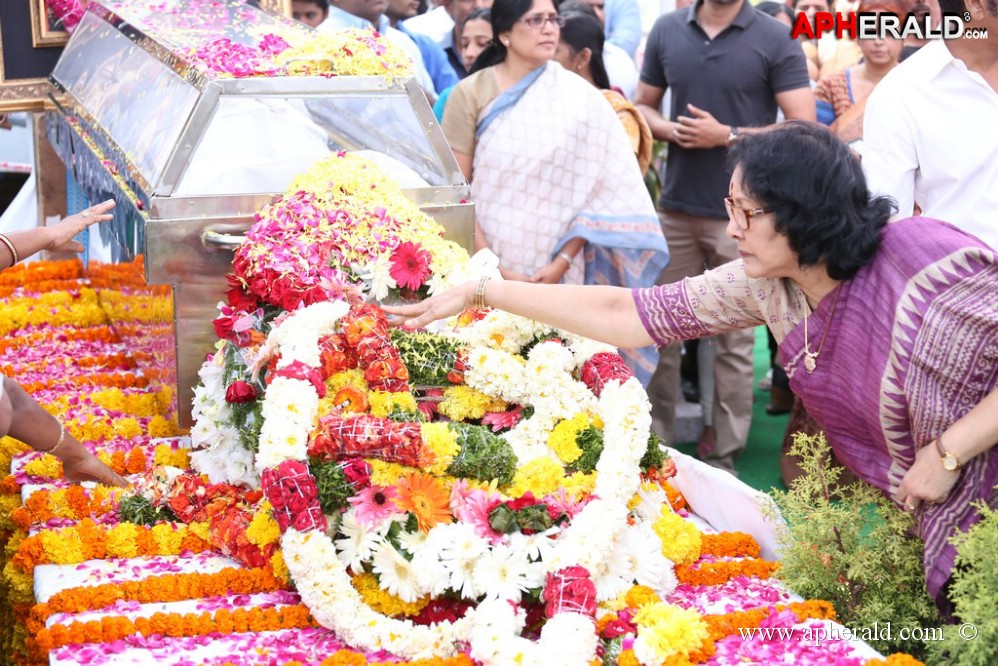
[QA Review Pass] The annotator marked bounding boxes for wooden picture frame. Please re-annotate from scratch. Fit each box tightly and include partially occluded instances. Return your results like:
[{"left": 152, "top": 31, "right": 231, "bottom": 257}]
[
  {"left": 30, "top": 1, "right": 71, "bottom": 49},
  {"left": 0, "top": 2, "right": 60, "bottom": 114}
]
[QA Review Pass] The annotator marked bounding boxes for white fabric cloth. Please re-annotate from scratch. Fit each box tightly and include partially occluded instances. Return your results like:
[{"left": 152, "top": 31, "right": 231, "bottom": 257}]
[
  {"left": 318, "top": 7, "right": 437, "bottom": 95},
  {"left": 603, "top": 41, "right": 638, "bottom": 100},
  {"left": 472, "top": 62, "right": 658, "bottom": 282},
  {"left": 402, "top": 6, "right": 454, "bottom": 49},
  {"left": 863, "top": 41, "right": 998, "bottom": 249}
]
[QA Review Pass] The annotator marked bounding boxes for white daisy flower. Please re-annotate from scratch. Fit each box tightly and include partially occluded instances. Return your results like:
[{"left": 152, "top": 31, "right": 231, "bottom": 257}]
[
  {"left": 334, "top": 508, "right": 383, "bottom": 573},
  {"left": 472, "top": 544, "right": 536, "bottom": 603},
  {"left": 371, "top": 541, "right": 422, "bottom": 603}
]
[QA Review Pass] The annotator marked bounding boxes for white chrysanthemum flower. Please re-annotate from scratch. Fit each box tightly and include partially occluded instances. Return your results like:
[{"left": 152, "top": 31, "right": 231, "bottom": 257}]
[
  {"left": 356, "top": 256, "right": 397, "bottom": 302},
  {"left": 397, "top": 529, "right": 428, "bottom": 556},
  {"left": 335, "top": 508, "right": 384, "bottom": 573},
  {"left": 371, "top": 541, "right": 422, "bottom": 603},
  {"left": 435, "top": 523, "right": 490, "bottom": 598},
  {"left": 631, "top": 484, "right": 669, "bottom": 524},
  {"left": 472, "top": 545, "right": 536, "bottom": 603}
]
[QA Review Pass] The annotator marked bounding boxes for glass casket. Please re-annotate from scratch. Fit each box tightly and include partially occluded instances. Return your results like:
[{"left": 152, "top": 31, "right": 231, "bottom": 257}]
[{"left": 45, "top": 0, "right": 473, "bottom": 425}]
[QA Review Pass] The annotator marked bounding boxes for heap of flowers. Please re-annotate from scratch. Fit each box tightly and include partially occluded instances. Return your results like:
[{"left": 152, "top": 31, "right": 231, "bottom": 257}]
[{"left": 102, "top": 0, "right": 413, "bottom": 79}]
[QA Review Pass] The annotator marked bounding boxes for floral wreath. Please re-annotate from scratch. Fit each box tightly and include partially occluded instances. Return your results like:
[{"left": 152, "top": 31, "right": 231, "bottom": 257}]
[{"left": 255, "top": 300, "right": 653, "bottom": 664}]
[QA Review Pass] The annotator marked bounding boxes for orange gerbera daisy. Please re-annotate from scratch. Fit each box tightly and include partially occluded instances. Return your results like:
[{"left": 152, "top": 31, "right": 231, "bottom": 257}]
[{"left": 394, "top": 472, "right": 452, "bottom": 532}]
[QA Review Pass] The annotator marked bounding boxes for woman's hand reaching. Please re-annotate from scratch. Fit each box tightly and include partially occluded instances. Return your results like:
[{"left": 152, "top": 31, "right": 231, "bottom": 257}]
[
  {"left": 47, "top": 199, "right": 116, "bottom": 253},
  {"left": 383, "top": 281, "right": 475, "bottom": 330}
]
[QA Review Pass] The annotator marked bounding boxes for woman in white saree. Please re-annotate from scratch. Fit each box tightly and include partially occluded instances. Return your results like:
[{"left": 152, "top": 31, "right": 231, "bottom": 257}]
[{"left": 441, "top": 0, "right": 668, "bottom": 382}]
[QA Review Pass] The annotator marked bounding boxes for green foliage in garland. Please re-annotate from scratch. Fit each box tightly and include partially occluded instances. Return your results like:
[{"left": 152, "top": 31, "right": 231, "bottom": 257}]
[
  {"left": 446, "top": 422, "right": 517, "bottom": 486},
  {"left": 570, "top": 427, "right": 667, "bottom": 475},
  {"left": 924, "top": 499, "right": 998, "bottom": 665},
  {"left": 312, "top": 460, "right": 355, "bottom": 514},
  {"left": 768, "top": 432, "right": 940, "bottom": 658},
  {"left": 118, "top": 495, "right": 176, "bottom": 526},
  {"left": 222, "top": 341, "right": 265, "bottom": 453},
  {"left": 388, "top": 328, "right": 462, "bottom": 386}
]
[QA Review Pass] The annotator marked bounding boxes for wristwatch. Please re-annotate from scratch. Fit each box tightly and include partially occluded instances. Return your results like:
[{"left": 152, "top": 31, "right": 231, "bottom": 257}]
[
  {"left": 727, "top": 126, "right": 739, "bottom": 146},
  {"left": 935, "top": 436, "right": 961, "bottom": 472}
]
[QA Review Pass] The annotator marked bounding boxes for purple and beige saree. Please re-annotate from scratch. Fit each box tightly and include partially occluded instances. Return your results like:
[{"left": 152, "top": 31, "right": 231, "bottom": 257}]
[{"left": 634, "top": 217, "right": 998, "bottom": 604}]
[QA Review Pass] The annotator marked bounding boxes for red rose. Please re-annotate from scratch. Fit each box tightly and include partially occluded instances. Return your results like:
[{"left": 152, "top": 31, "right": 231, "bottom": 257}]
[
  {"left": 544, "top": 567, "right": 597, "bottom": 618},
  {"left": 292, "top": 508, "right": 326, "bottom": 533},
  {"left": 225, "top": 380, "right": 258, "bottom": 403}
]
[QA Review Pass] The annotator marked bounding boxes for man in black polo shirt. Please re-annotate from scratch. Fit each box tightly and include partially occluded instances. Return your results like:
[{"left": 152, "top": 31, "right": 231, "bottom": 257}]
[{"left": 635, "top": 0, "right": 814, "bottom": 475}]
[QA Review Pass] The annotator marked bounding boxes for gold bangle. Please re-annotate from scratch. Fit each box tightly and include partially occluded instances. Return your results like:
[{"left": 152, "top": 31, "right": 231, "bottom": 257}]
[
  {"left": 41, "top": 421, "right": 66, "bottom": 456},
  {"left": 473, "top": 276, "right": 491, "bottom": 309},
  {"left": 0, "top": 234, "right": 18, "bottom": 265}
]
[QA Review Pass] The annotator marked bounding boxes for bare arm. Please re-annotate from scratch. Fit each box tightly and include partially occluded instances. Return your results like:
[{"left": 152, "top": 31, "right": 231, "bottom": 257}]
[
  {"left": 383, "top": 279, "right": 656, "bottom": 349},
  {"left": 634, "top": 82, "right": 682, "bottom": 143},
  {"left": 0, "top": 378, "right": 127, "bottom": 487},
  {"left": 0, "top": 200, "right": 115, "bottom": 269},
  {"left": 774, "top": 86, "right": 817, "bottom": 123},
  {"left": 454, "top": 150, "right": 473, "bottom": 183}
]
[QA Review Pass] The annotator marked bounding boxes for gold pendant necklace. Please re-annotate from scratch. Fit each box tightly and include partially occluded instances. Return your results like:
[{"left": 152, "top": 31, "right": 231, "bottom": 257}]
[{"left": 803, "top": 285, "right": 842, "bottom": 374}]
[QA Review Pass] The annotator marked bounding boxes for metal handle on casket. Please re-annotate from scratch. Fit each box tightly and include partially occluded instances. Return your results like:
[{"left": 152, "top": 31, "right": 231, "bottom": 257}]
[{"left": 200, "top": 227, "right": 246, "bottom": 250}]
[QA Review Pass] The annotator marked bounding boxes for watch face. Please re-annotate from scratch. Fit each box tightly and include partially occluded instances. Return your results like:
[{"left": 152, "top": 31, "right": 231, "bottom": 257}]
[{"left": 943, "top": 455, "right": 958, "bottom": 472}]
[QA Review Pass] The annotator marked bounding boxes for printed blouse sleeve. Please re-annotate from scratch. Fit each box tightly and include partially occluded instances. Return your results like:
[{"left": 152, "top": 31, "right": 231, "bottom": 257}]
[{"left": 631, "top": 260, "right": 768, "bottom": 346}]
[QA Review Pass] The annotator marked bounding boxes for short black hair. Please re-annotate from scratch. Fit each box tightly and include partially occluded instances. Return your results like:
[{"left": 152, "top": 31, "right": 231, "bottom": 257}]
[
  {"left": 756, "top": 1, "right": 795, "bottom": 22},
  {"left": 727, "top": 122, "right": 894, "bottom": 280},
  {"left": 296, "top": 0, "right": 330, "bottom": 8}
]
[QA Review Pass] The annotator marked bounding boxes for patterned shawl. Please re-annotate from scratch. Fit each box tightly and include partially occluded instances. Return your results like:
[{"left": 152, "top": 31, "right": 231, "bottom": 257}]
[{"left": 473, "top": 61, "right": 669, "bottom": 383}]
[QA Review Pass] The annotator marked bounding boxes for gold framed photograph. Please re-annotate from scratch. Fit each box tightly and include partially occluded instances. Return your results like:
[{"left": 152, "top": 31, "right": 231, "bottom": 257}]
[
  {"left": 0, "top": 2, "right": 60, "bottom": 113},
  {"left": 30, "top": 0, "right": 71, "bottom": 49}
]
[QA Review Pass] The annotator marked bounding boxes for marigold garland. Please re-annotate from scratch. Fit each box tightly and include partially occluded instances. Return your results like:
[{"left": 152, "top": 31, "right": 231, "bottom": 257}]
[
  {"left": 12, "top": 519, "right": 210, "bottom": 574},
  {"left": 674, "top": 558, "right": 781, "bottom": 586},
  {"left": 698, "top": 532, "right": 761, "bottom": 559},
  {"left": 28, "top": 566, "right": 288, "bottom": 628},
  {"left": 30, "top": 603, "right": 317, "bottom": 657},
  {"left": 351, "top": 572, "right": 430, "bottom": 617}
]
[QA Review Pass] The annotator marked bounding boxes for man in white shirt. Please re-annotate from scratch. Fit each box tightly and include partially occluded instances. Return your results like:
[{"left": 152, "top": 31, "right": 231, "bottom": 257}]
[
  {"left": 319, "top": 0, "right": 438, "bottom": 96},
  {"left": 863, "top": 0, "right": 998, "bottom": 249}
]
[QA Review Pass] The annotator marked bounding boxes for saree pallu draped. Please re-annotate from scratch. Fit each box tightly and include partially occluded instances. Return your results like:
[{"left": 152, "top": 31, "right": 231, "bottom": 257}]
[
  {"left": 633, "top": 218, "right": 998, "bottom": 605},
  {"left": 473, "top": 62, "right": 669, "bottom": 384}
]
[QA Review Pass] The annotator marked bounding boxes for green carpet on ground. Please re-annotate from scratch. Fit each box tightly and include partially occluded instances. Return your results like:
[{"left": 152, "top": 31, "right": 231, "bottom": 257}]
[{"left": 671, "top": 326, "right": 789, "bottom": 494}]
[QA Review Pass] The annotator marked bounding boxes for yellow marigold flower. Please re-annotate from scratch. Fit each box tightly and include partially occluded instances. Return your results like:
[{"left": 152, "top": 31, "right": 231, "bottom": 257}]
[
  {"left": 369, "top": 391, "right": 417, "bottom": 418},
  {"left": 369, "top": 460, "right": 419, "bottom": 488},
  {"left": 326, "top": 370, "right": 367, "bottom": 394},
  {"left": 23, "top": 455, "right": 62, "bottom": 479},
  {"left": 438, "top": 385, "right": 506, "bottom": 422},
  {"left": 153, "top": 444, "right": 190, "bottom": 469},
  {"left": 508, "top": 456, "right": 565, "bottom": 498},
  {"left": 653, "top": 508, "right": 702, "bottom": 566},
  {"left": 421, "top": 423, "right": 459, "bottom": 475},
  {"left": 40, "top": 528, "right": 86, "bottom": 564},
  {"left": 2, "top": 558, "right": 34, "bottom": 603},
  {"left": 547, "top": 413, "right": 589, "bottom": 464},
  {"left": 114, "top": 418, "right": 143, "bottom": 439},
  {"left": 625, "top": 584, "right": 661, "bottom": 609},
  {"left": 352, "top": 572, "right": 429, "bottom": 617},
  {"left": 150, "top": 523, "right": 183, "bottom": 553},
  {"left": 187, "top": 521, "right": 212, "bottom": 544},
  {"left": 106, "top": 523, "right": 141, "bottom": 558},
  {"left": 632, "top": 602, "right": 709, "bottom": 663},
  {"left": 247, "top": 502, "right": 281, "bottom": 548},
  {"left": 0, "top": 495, "right": 22, "bottom": 531},
  {"left": 148, "top": 415, "right": 179, "bottom": 438},
  {"left": 270, "top": 550, "right": 290, "bottom": 585},
  {"left": 562, "top": 471, "right": 596, "bottom": 499}
]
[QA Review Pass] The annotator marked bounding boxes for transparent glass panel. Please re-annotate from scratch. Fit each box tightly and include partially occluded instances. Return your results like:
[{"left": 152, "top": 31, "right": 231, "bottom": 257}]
[
  {"left": 174, "top": 93, "right": 449, "bottom": 196},
  {"left": 52, "top": 12, "right": 199, "bottom": 188},
  {"left": 103, "top": 0, "right": 310, "bottom": 54}
]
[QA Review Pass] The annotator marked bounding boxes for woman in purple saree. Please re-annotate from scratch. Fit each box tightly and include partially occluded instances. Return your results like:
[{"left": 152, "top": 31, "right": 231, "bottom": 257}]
[{"left": 386, "top": 122, "right": 998, "bottom": 611}]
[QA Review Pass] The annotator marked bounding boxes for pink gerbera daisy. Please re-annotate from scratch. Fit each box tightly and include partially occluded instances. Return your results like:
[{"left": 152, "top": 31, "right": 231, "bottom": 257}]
[
  {"left": 348, "top": 485, "right": 402, "bottom": 527},
  {"left": 389, "top": 242, "right": 432, "bottom": 291}
]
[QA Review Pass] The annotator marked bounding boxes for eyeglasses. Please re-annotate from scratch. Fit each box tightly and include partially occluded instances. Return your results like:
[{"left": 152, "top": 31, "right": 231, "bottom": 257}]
[
  {"left": 724, "top": 196, "right": 772, "bottom": 231},
  {"left": 520, "top": 14, "right": 566, "bottom": 29}
]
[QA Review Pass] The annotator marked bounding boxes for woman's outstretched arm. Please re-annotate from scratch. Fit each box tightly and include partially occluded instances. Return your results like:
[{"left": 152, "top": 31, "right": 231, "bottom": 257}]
[{"left": 383, "top": 278, "right": 657, "bottom": 349}]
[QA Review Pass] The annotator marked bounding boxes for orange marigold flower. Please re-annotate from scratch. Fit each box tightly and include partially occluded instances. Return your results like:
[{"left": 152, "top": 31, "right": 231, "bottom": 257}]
[
  {"left": 320, "top": 650, "right": 368, "bottom": 666},
  {"left": 394, "top": 471, "right": 452, "bottom": 532}
]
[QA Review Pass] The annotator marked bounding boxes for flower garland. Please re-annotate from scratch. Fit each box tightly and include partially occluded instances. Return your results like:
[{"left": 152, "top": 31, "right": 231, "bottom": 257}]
[
  {"left": 252, "top": 301, "right": 651, "bottom": 665},
  {"left": 28, "top": 566, "right": 288, "bottom": 628}
]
